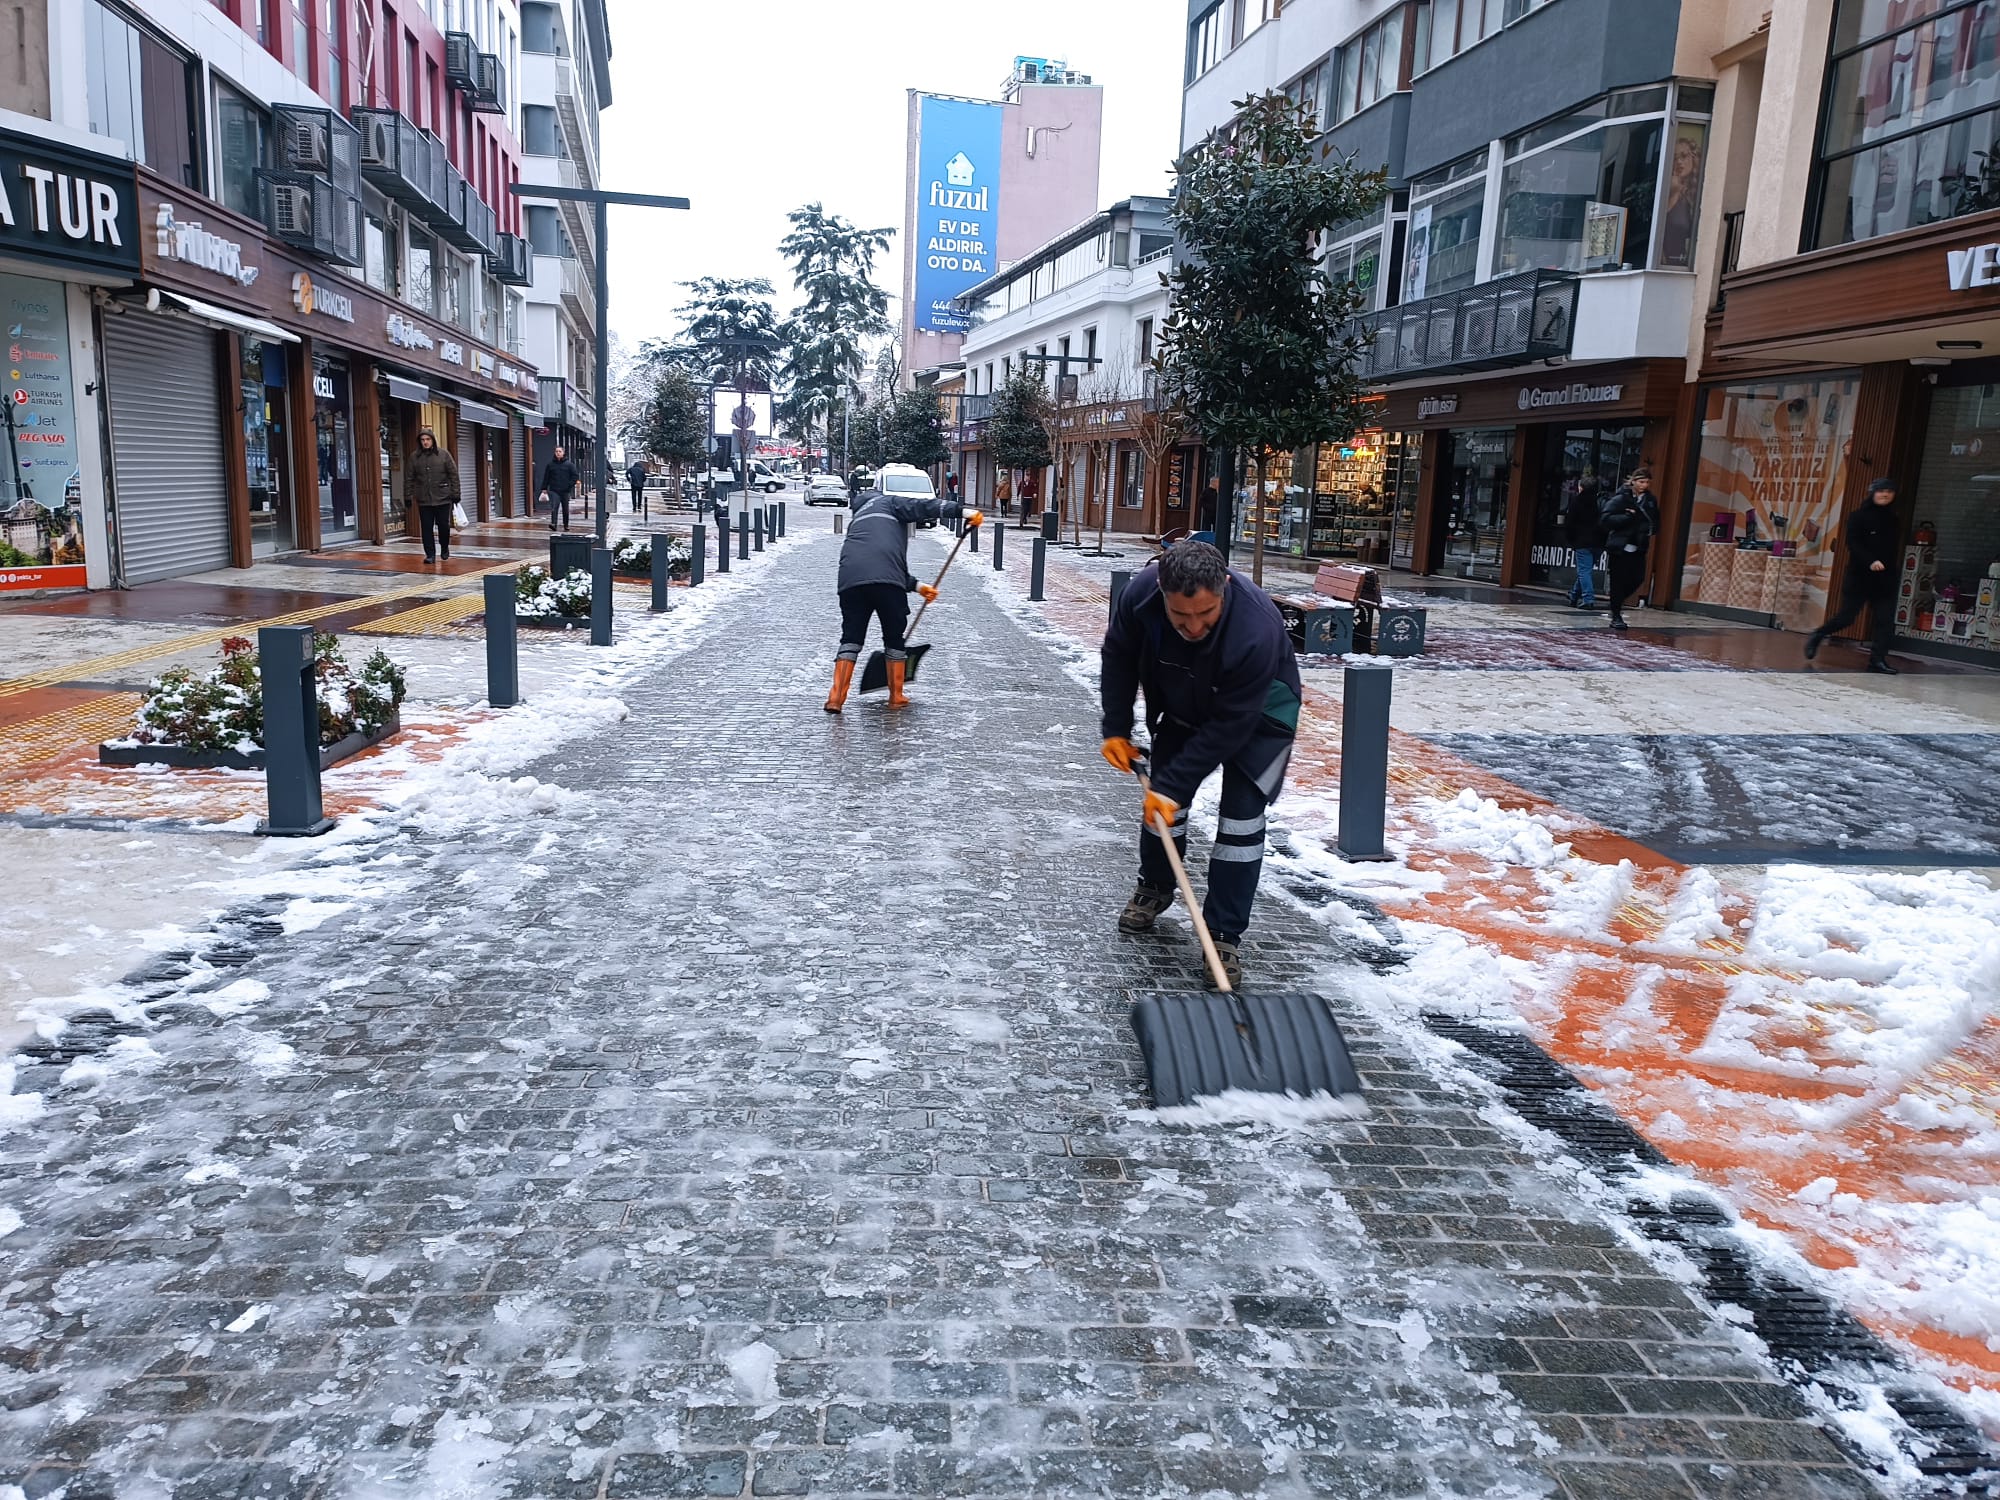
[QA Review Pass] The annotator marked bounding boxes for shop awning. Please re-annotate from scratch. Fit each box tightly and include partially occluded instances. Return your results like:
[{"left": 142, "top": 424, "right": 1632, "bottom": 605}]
[
  {"left": 160, "top": 291, "right": 298, "bottom": 344},
  {"left": 383, "top": 374, "right": 431, "bottom": 405},
  {"left": 451, "top": 397, "right": 511, "bottom": 429}
]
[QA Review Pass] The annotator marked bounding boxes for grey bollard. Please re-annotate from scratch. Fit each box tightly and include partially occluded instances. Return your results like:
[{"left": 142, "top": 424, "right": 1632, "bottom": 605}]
[
  {"left": 717, "top": 513, "right": 731, "bottom": 573},
  {"left": 691, "top": 523, "right": 706, "bottom": 586},
  {"left": 1041, "top": 510, "right": 1059, "bottom": 542},
  {"left": 590, "top": 547, "right": 613, "bottom": 646},
  {"left": 650, "top": 532, "right": 672, "bottom": 612},
  {"left": 1030, "top": 537, "right": 1047, "bottom": 601},
  {"left": 753, "top": 506, "right": 766, "bottom": 552},
  {"left": 834, "top": 512, "right": 844, "bottom": 534},
  {"left": 778, "top": 500, "right": 788, "bottom": 537},
  {"left": 737, "top": 512, "right": 751, "bottom": 560},
  {"left": 483, "top": 573, "right": 519, "bottom": 708},
  {"left": 992, "top": 515, "right": 1005, "bottom": 569},
  {"left": 969, "top": 518, "right": 979, "bottom": 553},
  {"left": 766, "top": 503, "right": 777, "bottom": 541},
  {"left": 1110, "top": 569, "right": 1132, "bottom": 621},
  {"left": 1336, "top": 664, "right": 1395, "bottom": 862},
  {"left": 256, "top": 625, "right": 333, "bottom": 837}
]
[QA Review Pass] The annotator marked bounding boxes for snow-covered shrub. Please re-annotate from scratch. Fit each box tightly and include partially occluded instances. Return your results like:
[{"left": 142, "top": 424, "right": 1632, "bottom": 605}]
[
  {"left": 129, "top": 635, "right": 406, "bottom": 751},
  {"left": 515, "top": 562, "right": 591, "bottom": 619}
]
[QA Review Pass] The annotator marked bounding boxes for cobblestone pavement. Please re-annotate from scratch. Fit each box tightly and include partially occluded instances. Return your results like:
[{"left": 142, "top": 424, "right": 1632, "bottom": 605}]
[{"left": 0, "top": 522, "right": 1884, "bottom": 1499}]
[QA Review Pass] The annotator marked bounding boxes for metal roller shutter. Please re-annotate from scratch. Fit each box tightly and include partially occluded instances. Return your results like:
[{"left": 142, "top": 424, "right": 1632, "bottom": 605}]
[
  {"left": 102, "top": 311, "right": 228, "bottom": 585},
  {"left": 511, "top": 420, "right": 527, "bottom": 517},
  {"left": 455, "top": 421, "right": 477, "bottom": 512}
]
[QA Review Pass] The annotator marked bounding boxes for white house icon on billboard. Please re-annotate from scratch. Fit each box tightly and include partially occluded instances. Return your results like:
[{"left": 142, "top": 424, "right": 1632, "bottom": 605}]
[{"left": 945, "top": 152, "right": 975, "bottom": 187}]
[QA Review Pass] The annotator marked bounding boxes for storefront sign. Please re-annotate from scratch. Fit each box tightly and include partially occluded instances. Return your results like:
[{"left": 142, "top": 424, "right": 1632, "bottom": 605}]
[
  {"left": 1518, "top": 380, "right": 1625, "bottom": 411},
  {"left": 1946, "top": 242, "right": 2000, "bottom": 291},
  {"left": 470, "top": 349, "right": 494, "bottom": 377},
  {"left": 437, "top": 338, "right": 465, "bottom": 366},
  {"left": 0, "top": 271, "right": 87, "bottom": 592},
  {"left": 0, "top": 128, "right": 140, "bottom": 276},
  {"left": 155, "top": 203, "right": 258, "bottom": 287},
  {"left": 312, "top": 372, "right": 337, "bottom": 400},
  {"left": 291, "top": 271, "right": 354, "bottom": 323},
  {"left": 386, "top": 313, "right": 435, "bottom": 352},
  {"left": 1416, "top": 394, "right": 1458, "bottom": 420}
]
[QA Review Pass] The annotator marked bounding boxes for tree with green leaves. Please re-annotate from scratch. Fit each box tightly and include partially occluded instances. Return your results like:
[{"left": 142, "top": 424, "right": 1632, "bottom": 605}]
[
  {"left": 882, "top": 388, "right": 949, "bottom": 471},
  {"left": 986, "top": 368, "right": 1054, "bottom": 514},
  {"left": 777, "top": 204, "right": 893, "bottom": 471},
  {"left": 1157, "top": 92, "right": 1386, "bottom": 584},
  {"left": 676, "top": 277, "right": 780, "bottom": 485},
  {"left": 636, "top": 360, "right": 708, "bottom": 494}
]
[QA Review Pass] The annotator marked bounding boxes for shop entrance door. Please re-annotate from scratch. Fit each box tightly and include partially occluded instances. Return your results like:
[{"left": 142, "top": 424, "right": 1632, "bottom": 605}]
[
  {"left": 1533, "top": 425, "right": 1646, "bottom": 591},
  {"left": 1442, "top": 428, "right": 1513, "bottom": 581}
]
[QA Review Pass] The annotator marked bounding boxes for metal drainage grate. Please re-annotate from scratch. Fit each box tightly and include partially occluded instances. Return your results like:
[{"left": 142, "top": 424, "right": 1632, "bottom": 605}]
[{"left": 1424, "top": 1014, "right": 2000, "bottom": 1490}]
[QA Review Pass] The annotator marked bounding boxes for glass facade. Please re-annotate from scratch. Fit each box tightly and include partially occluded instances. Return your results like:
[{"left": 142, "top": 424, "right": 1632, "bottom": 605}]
[
  {"left": 1905, "top": 373, "right": 2000, "bottom": 654},
  {"left": 214, "top": 82, "right": 267, "bottom": 220},
  {"left": 1530, "top": 424, "right": 1646, "bottom": 590},
  {"left": 314, "top": 355, "right": 357, "bottom": 542},
  {"left": 243, "top": 338, "right": 294, "bottom": 557},
  {"left": 1228, "top": 432, "right": 1420, "bottom": 562},
  {"left": 1679, "top": 375, "right": 1862, "bottom": 632},
  {"left": 1442, "top": 427, "right": 1514, "bottom": 580},
  {"left": 1813, "top": 0, "right": 2000, "bottom": 248}
]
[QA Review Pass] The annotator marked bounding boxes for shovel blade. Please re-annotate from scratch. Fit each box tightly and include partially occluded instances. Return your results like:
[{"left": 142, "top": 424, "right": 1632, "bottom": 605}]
[
  {"left": 1130, "top": 992, "right": 1364, "bottom": 1110},
  {"left": 858, "top": 642, "right": 932, "bottom": 694}
]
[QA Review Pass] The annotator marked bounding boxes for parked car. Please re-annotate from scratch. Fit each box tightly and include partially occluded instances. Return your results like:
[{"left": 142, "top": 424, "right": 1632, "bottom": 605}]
[
  {"left": 804, "top": 472, "right": 849, "bottom": 506},
  {"left": 689, "top": 461, "right": 786, "bottom": 495},
  {"left": 873, "top": 463, "right": 941, "bottom": 522}
]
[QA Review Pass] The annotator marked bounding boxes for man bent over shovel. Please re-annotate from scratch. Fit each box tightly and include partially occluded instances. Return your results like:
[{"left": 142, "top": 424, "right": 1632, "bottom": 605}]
[{"left": 1100, "top": 541, "right": 1302, "bottom": 989}]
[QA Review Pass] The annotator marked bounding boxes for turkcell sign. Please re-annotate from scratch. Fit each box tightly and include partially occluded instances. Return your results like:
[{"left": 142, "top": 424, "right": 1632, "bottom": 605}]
[{"left": 914, "top": 96, "right": 1002, "bottom": 334}]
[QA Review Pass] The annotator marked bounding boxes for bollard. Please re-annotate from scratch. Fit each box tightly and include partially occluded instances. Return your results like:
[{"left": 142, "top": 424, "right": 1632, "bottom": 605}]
[
  {"left": 691, "top": 523, "right": 706, "bottom": 586},
  {"left": 753, "top": 506, "right": 766, "bottom": 552},
  {"left": 1110, "top": 569, "right": 1132, "bottom": 621},
  {"left": 256, "top": 625, "right": 334, "bottom": 837},
  {"left": 969, "top": 518, "right": 979, "bottom": 554},
  {"left": 590, "top": 547, "right": 613, "bottom": 646},
  {"left": 737, "top": 512, "right": 750, "bottom": 561},
  {"left": 483, "top": 573, "right": 519, "bottom": 708},
  {"left": 778, "top": 500, "right": 788, "bottom": 538},
  {"left": 766, "top": 503, "right": 777, "bottom": 541},
  {"left": 650, "top": 532, "right": 671, "bottom": 612},
  {"left": 717, "top": 512, "right": 731, "bottom": 573},
  {"left": 1040, "top": 510, "right": 1059, "bottom": 542},
  {"left": 1335, "top": 663, "right": 1395, "bottom": 862},
  {"left": 992, "top": 515, "right": 1005, "bottom": 569},
  {"left": 1030, "top": 537, "right": 1047, "bottom": 602},
  {"left": 834, "top": 512, "right": 844, "bottom": 535}
]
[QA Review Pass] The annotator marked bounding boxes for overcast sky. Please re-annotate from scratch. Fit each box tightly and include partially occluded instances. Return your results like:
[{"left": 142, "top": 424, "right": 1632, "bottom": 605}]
[{"left": 596, "top": 0, "right": 1186, "bottom": 348}]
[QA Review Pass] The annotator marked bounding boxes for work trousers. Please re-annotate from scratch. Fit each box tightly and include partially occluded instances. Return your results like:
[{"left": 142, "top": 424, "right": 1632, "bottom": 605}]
[
  {"left": 1138, "top": 726, "right": 1289, "bottom": 944},
  {"left": 836, "top": 583, "right": 909, "bottom": 663},
  {"left": 418, "top": 503, "right": 453, "bottom": 560},
  {"left": 1819, "top": 571, "right": 1898, "bottom": 663}
]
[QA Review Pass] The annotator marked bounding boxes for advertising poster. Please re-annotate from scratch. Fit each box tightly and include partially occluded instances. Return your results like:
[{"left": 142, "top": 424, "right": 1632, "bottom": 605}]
[
  {"left": 914, "top": 96, "right": 1003, "bottom": 333},
  {"left": 1403, "top": 203, "right": 1433, "bottom": 303},
  {"left": 0, "top": 272, "right": 87, "bottom": 592}
]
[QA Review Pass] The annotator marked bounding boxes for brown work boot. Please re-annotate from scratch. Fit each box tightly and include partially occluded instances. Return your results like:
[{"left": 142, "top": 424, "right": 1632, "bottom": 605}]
[
  {"left": 1208, "top": 940, "right": 1244, "bottom": 990},
  {"left": 886, "top": 657, "right": 911, "bottom": 708},
  {"left": 823, "top": 658, "right": 855, "bottom": 714},
  {"left": 1119, "top": 882, "right": 1174, "bottom": 933}
]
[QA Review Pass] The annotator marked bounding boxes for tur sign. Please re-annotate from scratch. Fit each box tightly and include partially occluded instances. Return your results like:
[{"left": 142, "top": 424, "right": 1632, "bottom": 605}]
[{"left": 913, "top": 96, "right": 1002, "bottom": 334}]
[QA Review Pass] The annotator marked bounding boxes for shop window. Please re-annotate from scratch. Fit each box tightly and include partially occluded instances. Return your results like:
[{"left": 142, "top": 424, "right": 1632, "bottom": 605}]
[
  {"left": 1442, "top": 428, "right": 1513, "bottom": 579},
  {"left": 406, "top": 226, "right": 437, "bottom": 315},
  {"left": 214, "top": 81, "right": 268, "bottom": 220},
  {"left": 1907, "top": 378, "right": 2000, "bottom": 652},
  {"left": 1679, "top": 375, "right": 1862, "bottom": 632},
  {"left": 1327, "top": 225, "right": 1387, "bottom": 311},
  {"left": 1813, "top": 0, "right": 2000, "bottom": 248},
  {"left": 1311, "top": 430, "right": 1413, "bottom": 560},
  {"left": 83, "top": 0, "right": 201, "bottom": 190},
  {"left": 1530, "top": 425, "right": 1646, "bottom": 589}
]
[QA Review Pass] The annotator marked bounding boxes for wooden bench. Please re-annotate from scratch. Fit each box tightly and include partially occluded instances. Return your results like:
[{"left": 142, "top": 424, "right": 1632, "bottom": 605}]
[{"left": 1272, "top": 564, "right": 1383, "bottom": 654}]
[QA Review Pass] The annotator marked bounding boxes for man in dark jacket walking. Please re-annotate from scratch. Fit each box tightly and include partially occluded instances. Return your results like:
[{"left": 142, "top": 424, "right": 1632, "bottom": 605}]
[
  {"left": 1565, "top": 469, "right": 1605, "bottom": 608},
  {"left": 540, "top": 446, "right": 579, "bottom": 532},
  {"left": 626, "top": 458, "right": 649, "bottom": 515},
  {"left": 405, "top": 427, "right": 459, "bottom": 564},
  {"left": 1598, "top": 465, "right": 1661, "bottom": 631},
  {"left": 1807, "top": 477, "right": 1904, "bottom": 674},
  {"left": 823, "top": 485, "right": 973, "bottom": 712},
  {"left": 1100, "top": 541, "right": 1303, "bottom": 990}
]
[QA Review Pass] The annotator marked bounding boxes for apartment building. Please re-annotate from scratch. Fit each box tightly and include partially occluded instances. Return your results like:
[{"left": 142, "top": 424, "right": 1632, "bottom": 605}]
[{"left": 0, "top": 0, "right": 540, "bottom": 590}]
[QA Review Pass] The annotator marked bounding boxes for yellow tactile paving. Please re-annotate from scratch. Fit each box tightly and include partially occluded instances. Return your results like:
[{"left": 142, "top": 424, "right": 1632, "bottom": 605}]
[
  {"left": 0, "top": 694, "right": 144, "bottom": 771},
  {"left": 350, "top": 594, "right": 489, "bottom": 635}
]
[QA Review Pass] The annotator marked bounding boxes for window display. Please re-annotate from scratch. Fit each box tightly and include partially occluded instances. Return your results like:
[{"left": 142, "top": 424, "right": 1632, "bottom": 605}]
[
  {"left": 1679, "top": 374, "right": 1861, "bottom": 631},
  {"left": 313, "top": 355, "right": 356, "bottom": 542},
  {"left": 1309, "top": 430, "right": 1413, "bottom": 561},
  {"left": 1532, "top": 425, "right": 1645, "bottom": 590},
  {"left": 1234, "top": 451, "right": 1309, "bottom": 558},
  {"left": 1905, "top": 378, "right": 2000, "bottom": 655},
  {"left": 0, "top": 273, "right": 88, "bottom": 591},
  {"left": 1443, "top": 428, "right": 1513, "bottom": 579}
]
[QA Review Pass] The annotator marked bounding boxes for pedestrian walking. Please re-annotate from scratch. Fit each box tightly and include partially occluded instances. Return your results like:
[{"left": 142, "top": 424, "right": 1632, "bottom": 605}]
[
  {"left": 1565, "top": 467, "right": 1605, "bottom": 608},
  {"left": 823, "top": 481, "right": 972, "bottom": 713},
  {"left": 1099, "top": 541, "right": 1302, "bottom": 991},
  {"left": 626, "top": 458, "right": 649, "bottom": 516},
  {"left": 1598, "top": 465, "right": 1660, "bottom": 631},
  {"left": 1806, "top": 477, "right": 1904, "bottom": 675},
  {"left": 540, "top": 445, "right": 579, "bottom": 532},
  {"left": 945, "top": 470, "right": 961, "bottom": 505},
  {"left": 405, "top": 426, "right": 459, "bottom": 565}
]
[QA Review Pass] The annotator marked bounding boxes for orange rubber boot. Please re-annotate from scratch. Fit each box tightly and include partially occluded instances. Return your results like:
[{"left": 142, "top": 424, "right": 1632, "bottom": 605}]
[
  {"left": 823, "top": 658, "right": 855, "bottom": 714},
  {"left": 886, "top": 658, "right": 911, "bottom": 709}
]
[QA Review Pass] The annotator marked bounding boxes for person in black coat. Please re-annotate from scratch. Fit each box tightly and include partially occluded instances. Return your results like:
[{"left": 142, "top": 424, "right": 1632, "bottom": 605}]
[
  {"left": 539, "top": 446, "right": 579, "bottom": 532},
  {"left": 1807, "top": 478, "right": 1904, "bottom": 674},
  {"left": 1564, "top": 469, "right": 1605, "bottom": 608},
  {"left": 1597, "top": 466, "right": 1661, "bottom": 631},
  {"left": 626, "top": 458, "right": 649, "bottom": 515}
]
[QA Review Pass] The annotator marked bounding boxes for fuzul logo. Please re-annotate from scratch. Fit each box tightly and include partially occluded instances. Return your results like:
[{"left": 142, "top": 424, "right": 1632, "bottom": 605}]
[{"left": 928, "top": 152, "right": 989, "bottom": 213}]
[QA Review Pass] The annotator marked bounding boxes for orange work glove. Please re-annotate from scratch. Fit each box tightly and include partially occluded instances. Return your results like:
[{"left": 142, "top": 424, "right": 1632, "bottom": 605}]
[
  {"left": 1142, "top": 790, "right": 1180, "bottom": 832},
  {"left": 1100, "top": 736, "right": 1141, "bottom": 773},
  {"left": 964, "top": 509, "right": 985, "bottom": 528},
  {"left": 917, "top": 583, "right": 939, "bottom": 603}
]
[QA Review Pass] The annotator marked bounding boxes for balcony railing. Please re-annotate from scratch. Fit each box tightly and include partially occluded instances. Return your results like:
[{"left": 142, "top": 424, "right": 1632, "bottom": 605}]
[{"left": 1354, "top": 268, "right": 1579, "bottom": 381}]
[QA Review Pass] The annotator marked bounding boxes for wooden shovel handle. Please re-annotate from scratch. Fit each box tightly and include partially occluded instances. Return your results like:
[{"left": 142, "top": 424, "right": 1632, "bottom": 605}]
[
  {"left": 906, "top": 523, "right": 972, "bottom": 641},
  {"left": 1137, "top": 770, "right": 1234, "bottom": 994}
]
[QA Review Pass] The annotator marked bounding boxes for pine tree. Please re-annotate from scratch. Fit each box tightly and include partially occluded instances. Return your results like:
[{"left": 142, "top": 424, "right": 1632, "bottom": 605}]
[{"left": 777, "top": 204, "right": 893, "bottom": 471}]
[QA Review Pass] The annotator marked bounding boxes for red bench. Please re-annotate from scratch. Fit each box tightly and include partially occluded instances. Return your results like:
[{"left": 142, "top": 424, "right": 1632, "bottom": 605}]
[{"left": 1272, "top": 564, "right": 1382, "bottom": 654}]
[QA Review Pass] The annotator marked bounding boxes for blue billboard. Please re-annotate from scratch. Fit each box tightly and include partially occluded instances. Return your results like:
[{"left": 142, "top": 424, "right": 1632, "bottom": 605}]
[{"left": 913, "top": 96, "right": 1003, "bottom": 334}]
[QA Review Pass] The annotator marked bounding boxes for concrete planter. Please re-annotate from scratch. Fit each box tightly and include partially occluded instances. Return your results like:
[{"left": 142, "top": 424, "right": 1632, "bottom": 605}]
[{"left": 100, "top": 713, "right": 403, "bottom": 772}]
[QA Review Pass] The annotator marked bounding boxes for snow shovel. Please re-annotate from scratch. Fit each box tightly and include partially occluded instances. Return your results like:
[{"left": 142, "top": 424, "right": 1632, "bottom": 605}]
[
  {"left": 1126, "top": 764, "right": 1365, "bottom": 1111},
  {"left": 859, "top": 521, "right": 974, "bottom": 694}
]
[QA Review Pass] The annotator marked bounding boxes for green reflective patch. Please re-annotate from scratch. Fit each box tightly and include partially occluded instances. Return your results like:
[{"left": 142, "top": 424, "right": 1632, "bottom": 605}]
[{"left": 1262, "top": 678, "right": 1301, "bottom": 733}]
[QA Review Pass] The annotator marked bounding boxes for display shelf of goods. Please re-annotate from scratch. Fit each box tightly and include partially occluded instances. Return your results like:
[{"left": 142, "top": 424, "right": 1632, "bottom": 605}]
[
  {"left": 102, "top": 636, "right": 407, "bottom": 769},
  {"left": 514, "top": 563, "right": 592, "bottom": 626}
]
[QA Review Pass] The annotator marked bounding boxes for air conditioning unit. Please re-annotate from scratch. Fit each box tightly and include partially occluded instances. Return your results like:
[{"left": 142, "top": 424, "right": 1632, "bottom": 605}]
[
  {"left": 274, "top": 104, "right": 332, "bottom": 174},
  {"left": 473, "top": 52, "right": 506, "bottom": 113},
  {"left": 488, "top": 232, "right": 531, "bottom": 286},
  {"left": 355, "top": 110, "right": 394, "bottom": 171},
  {"left": 329, "top": 189, "right": 363, "bottom": 268},
  {"left": 445, "top": 31, "right": 477, "bottom": 91},
  {"left": 260, "top": 169, "right": 339, "bottom": 260}
]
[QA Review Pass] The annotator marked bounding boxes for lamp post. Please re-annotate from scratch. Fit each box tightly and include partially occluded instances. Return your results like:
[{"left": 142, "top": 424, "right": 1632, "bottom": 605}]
[{"left": 510, "top": 182, "right": 691, "bottom": 548}]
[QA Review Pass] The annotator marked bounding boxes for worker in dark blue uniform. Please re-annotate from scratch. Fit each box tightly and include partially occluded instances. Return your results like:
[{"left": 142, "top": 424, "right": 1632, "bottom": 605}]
[{"left": 1099, "top": 541, "right": 1302, "bottom": 988}]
